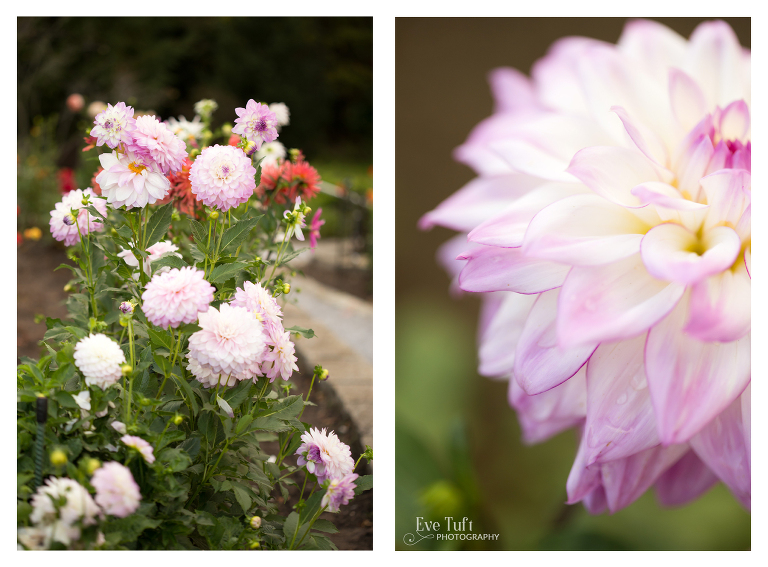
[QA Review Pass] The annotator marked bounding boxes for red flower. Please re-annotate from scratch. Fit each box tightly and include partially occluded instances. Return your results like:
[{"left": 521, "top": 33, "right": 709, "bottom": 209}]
[
  {"left": 57, "top": 168, "right": 76, "bottom": 194},
  {"left": 161, "top": 158, "right": 198, "bottom": 218}
]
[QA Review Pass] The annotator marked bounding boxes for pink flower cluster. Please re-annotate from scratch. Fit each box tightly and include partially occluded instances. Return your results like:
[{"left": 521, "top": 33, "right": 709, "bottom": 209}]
[
  {"left": 189, "top": 144, "right": 257, "bottom": 211},
  {"left": 141, "top": 267, "right": 215, "bottom": 329},
  {"left": 49, "top": 188, "right": 107, "bottom": 246}
]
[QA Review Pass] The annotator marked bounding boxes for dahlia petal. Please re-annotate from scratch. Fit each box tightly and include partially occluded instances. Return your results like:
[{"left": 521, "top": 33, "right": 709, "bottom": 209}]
[
  {"left": 689, "top": 393, "right": 750, "bottom": 510},
  {"left": 557, "top": 254, "right": 684, "bottom": 349},
  {"left": 582, "top": 485, "right": 608, "bottom": 515},
  {"left": 454, "top": 114, "right": 525, "bottom": 176},
  {"left": 489, "top": 138, "right": 577, "bottom": 182},
  {"left": 514, "top": 289, "right": 596, "bottom": 395},
  {"left": 458, "top": 245, "right": 570, "bottom": 294},
  {"left": 419, "top": 174, "right": 543, "bottom": 232},
  {"left": 521, "top": 194, "right": 648, "bottom": 265},
  {"left": 567, "top": 146, "right": 671, "bottom": 207},
  {"left": 640, "top": 223, "right": 740, "bottom": 285},
  {"left": 488, "top": 67, "right": 538, "bottom": 113},
  {"left": 436, "top": 235, "right": 474, "bottom": 296},
  {"left": 645, "top": 299, "right": 751, "bottom": 444},
  {"left": 654, "top": 449, "right": 719, "bottom": 507},
  {"left": 618, "top": 20, "right": 687, "bottom": 85},
  {"left": 741, "top": 384, "right": 751, "bottom": 469},
  {"left": 744, "top": 247, "right": 751, "bottom": 278},
  {"left": 509, "top": 365, "right": 586, "bottom": 444},
  {"left": 630, "top": 181, "right": 708, "bottom": 211},
  {"left": 611, "top": 105, "right": 668, "bottom": 166},
  {"left": 734, "top": 203, "right": 750, "bottom": 242},
  {"left": 477, "top": 292, "right": 537, "bottom": 377},
  {"left": 685, "top": 266, "right": 750, "bottom": 342},
  {"left": 468, "top": 183, "right": 585, "bottom": 247},
  {"left": 566, "top": 429, "right": 602, "bottom": 505},
  {"left": 685, "top": 20, "right": 746, "bottom": 109},
  {"left": 700, "top": 169, "right": 751, "bottom": 230},
  {"left": 584, "top": 335, "right": 659, "bottom": 464},
  {"left": 719, "top": 100, "right": 750, "bottom": 141},
  {"left": 675, "top": 135, "right": 713, "bottom": 199},
  {"left": 668, "top": 68, "right": 709, "bottom": 133}
]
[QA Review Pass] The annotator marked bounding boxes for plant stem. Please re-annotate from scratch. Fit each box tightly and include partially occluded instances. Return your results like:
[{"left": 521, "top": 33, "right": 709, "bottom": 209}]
[{"left": 125, "top": 319, "right": 136, "bottom": 423}]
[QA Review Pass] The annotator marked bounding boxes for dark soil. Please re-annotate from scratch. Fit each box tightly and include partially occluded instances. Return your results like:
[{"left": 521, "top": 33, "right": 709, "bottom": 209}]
[{"left": 16, "top": 242, "right": 373, "bottom": 550}]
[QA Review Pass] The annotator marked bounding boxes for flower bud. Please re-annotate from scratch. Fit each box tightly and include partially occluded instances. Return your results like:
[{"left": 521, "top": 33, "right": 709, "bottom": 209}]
[
  {"left": 139, "top": 396, "right": 152, "bottom": 406},
  {"left": 81, "top": 195, "right": 91, "bottom": 206},
  {"left": 209, "top": 210, "right": 219, "bottom": 220},
  {"left": 303, "top": 206, "right": 312, "bottom": 215},
  {"left": 121, "top": 364, "right": 133, "bottom": 377},
  {"left": 63, "top": 284, "right": 73, "bottom": 293},
  {"left": 249, "top": 516, "right": 262, "bottom": 529},
  {"left": 172, "top": 415, "right": 184, "bottom": 426},
  {"left": 221, "top": 123, "right": 232, "bottom": 136},
  {"left": 249, "top": 541, "right": 261, "bottom": 549},
  {"left": 319, "top": 369, "right": 329, "bottom": 381},
  {"left": 254, "top": 256, "right": 262, "bottom": 264},
  {"left": 283, "top": 283, "right": 291, "bottom": 294},
  {"left": 62, "top": 213, "right": 76, "bottom": 226},
  {"left": 119, "top": 301, "right": 134, "bottom": 315},
  {"left": 86, "top": 458, "right": 101, "bottom": 475},
  {"left": 50, "top": 449, "right": 67, "bottom": 467},
  {"left": 171, "top": 209, "right": 181, "bottom": 222}
]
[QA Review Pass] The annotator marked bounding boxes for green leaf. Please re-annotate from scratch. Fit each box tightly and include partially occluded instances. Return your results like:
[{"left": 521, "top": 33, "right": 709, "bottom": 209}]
[
  {"left": 284, "top": 325, "right": 316, "bottom": 339},
  {"left": 209, "top": 262, "right": 247, "bottom": 283},
  {"left": 250, "top": 417, "right": 291, "bottom": 432},
  {"left": 144, "top": 202, "right": 174, "bottom": 248},
  {"left": 219, "top": 216, "right": 262, "bottom": 254},
  {"left": 84, "top": 204, "right": 107, "bottom": 221},
  {"left": 259, "top": 395, "right": 304, "bottom": 419},
  {"left": 189, "top": 219, "right": 209, "bottom": 253},
  {"left": 116, "top": 263, "right": 134, "bottom": 281},
  {"left": 147, "top": 326, "right": 174, "bottom": 351},
  {"left": 301, "top": 490, "right": 325, "bottom": 525},
  {"left": 178, "top": 436, "right": 201, "bottom": 460},
  {"left": 171, "top": 374, "right": 199, "bottom": 416},
  {"left": 277, "top": 247, "right": 308, "bottom": 265},
  {"left": 234, "top": 415, "right": 254, "bottom": 436},
  {"left": 283, "top": 512, "right": 300, "bottom": 546},
  {"left": 158, "top": 447, "right": 192, "bottom": 472},
  {"left": 231, "top": 483, "right": 252, "bottom": 513},
  {"left": 198, "top": 411, "right": 218, "bottom": 446},
  {"left": 53, "top": 390, "right": 77, "bottom": 409},
  {"left": 222, "top": 379, "right": 253, "bottom": 409},
  {"left": 353, "top": 474, "right": 373, "bottom": 495},
  {"left": 152, "top": 254, "right": 187, "bottom": 271},
  {"left": 311, "top": 519, "right": 339, "bottom": 534}
]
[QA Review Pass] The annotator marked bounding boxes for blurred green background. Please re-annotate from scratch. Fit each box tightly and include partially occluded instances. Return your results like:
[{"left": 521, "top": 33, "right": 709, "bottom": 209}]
[
  {"left": 17, "top": 17, "right": 372, "bottom": 245},
  {"left": 395, "top": 17, "right": 751, "bottom": 550}
]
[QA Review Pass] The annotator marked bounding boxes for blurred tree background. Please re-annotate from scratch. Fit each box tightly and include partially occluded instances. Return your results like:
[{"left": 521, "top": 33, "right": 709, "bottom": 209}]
[
  {"left": 17, "top": 17, "right": 372, "bottom": 244},
  {"left": 396, "top": 17, "right": 751, "bottom": 551}
]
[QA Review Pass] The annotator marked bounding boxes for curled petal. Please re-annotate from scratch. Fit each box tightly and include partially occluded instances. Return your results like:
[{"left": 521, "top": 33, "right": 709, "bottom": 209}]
[
  {"left": 718, "top": 100, "right": 750, "bottom": 141},
  {"left": 654, "top": 449, "right": 719, "bottom": 507},
  {"left": 668, "top": 68, "right": 709, "bottom": 133},
  {"left": 489, "top": 67, "right": 538, "bottom": 113},
  {"left": 685, "top": 265, "right": 750, "bottom": 342},
  {"left": 742, "top": 384, "right": 751, "bottom": 469},
  {"left": 477, "top": 292, "right": 537, "bottom": 378},
  {"left": 700, "top": 169, "right": 751, "bottom": 231},
  {"left": 611, "top": 105, "right": 668, "bottom": 166},
  {"left": 685, "top": 20, "right": 746, "bottom": 109}
]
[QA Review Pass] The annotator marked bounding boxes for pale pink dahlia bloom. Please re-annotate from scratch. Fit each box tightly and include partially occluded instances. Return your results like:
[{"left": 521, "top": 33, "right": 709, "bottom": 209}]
[
  {"left": 29, "top": 477, "right": 100, "bottom": 547},
  {"left": 295, "top": 427, "right": 355, "bottom": 484},
  {"left": 232, "top": 99, "right": 279, "bottom": 150},
  {"left": 96, "top": 150, "right": 171, "bottom": 209},
  {"left": 322, "top": 473, "right": 358, "bottom": 513},
  {"left": 120, "top": 435, "right": 155, "bottom": 464},
  {"left": 186, "top": 303, "right": 268, "bottom": 388},
  {"left": 49, "top": 188, "right": 107, "bottom": 246},
  {"left": 141, "top": 267, "right": 215, "bottom": 329},
  {"left": 90, "top": 101, "right": 136, "bottom": 149},
  {"left": 189, "top": 144, "right": 258, "bottom": 211},
  {"left": 125, "top": 115, "right": 188, "bottom": 174},
  {"left": 269, "top": 102, "right": 290, "bottom": 128},
  {"left": 118, "top": 240, "right": 182, "bottom": 278},
  {"left": 261, "top": 326, "right": 299, "bottom": 382},
  {"left": 74, "top": 333, "right": 126, "bottom": 390},
  {"left": 91, "top": 461, "right": 142, "bottom": 518},
  {"left": 229, "top": 280, "right": 284, "bottom": 334},
  {"left": 422, "top": 20, "right": 751, "bottom": 513}
]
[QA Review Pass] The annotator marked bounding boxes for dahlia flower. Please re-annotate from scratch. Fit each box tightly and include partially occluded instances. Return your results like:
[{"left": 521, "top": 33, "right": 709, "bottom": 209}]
[
  {"left": 322, "top": 473, "right": 358, "bottom": 513},
  {"left": 186, "top": 303, "right": 268, "bottom": 388},
  {"left": 74, "top": 333, "right": 126, "bottom": 390},
  {"left": 163, "top": 157, "right": 197, "bottom": 217},
  {"left": 166, "top": 115, "right": 204, "bottom": 144},
  {"left": 295, "top": 427, "right": 355, "bottom": 484},
  {"left": 91, "top": 461, "right": 142, "bottom": 518},
  {"left": 120, "top": 434, "right": 155, "bottom": 464},
  {"left": 309, "top": 208, "right": 325, "bottom": 251},
  {"left": 90, "top": 101, "right": 136, "bottom": 149},
  {"left": 254, "top": 141, "right": 287, "bottom": 165},
  {"left": 284, "top": 196, "right": 307, "bottom": 241},
  {"left": 141, "top": 267, "right": 215, "bottom": 329},
  {"left": 229, "top": 280, "right": 284, "bottom": 333},
  {"left": 29, "top": 477, "right": 100, "bottom": 547},
  {"left": 125, "top": 115, "right": 188, "bottom": 174},
  {"left": 421, "top": 20, "right": 751, "bottom": 513},
  {"left": 96, "top": 150, "right": 171, "bottom": 209},
  {"left": 194, "top": 98, "right": 218, "bottom": 119},
  {"left": 189, "top": 144, "right": 257, "bottom": 211},
  {"left": 284, "top": 158, "right": 322, "bottom": 202},
  {"left": 269, "top": 102, "right": 290, "bottom": 128},
  {"left": 49, "top": 188, "right": 107, "bottom": 246},
  {"left": 118, "top": 240, "right": 182, "bottom": 278},
  {"left": 261, "top": 326, "right": 299, "bottom": 382},
  {"left": 232, "top": 99, "right": 279, "bottom": 150}
]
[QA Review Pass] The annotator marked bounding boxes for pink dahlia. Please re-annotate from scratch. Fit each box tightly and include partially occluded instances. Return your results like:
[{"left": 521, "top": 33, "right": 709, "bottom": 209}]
[
  {"left": 232, "top": 99, "right": 279, "bottom": 150},
  {"left": 141, "top": 267, "right": 215, "bottom": 329},
  {"left": 309, "top": 208, "right": 325, "bottom": 251},
  {"left": 125, "top": 115, "right": 188, "bottom": 174},
  {"left": 283, "top": 157, "right": 322, "bottom": 202},
  {"left": 118, "top": 240, "right": 182, "bottom": 278},
  {"left": 91, "top": 461, "right": 141, "bottom": 518},
  {"left": 49, "top": 188, "right": 107, "bottom": 246},
  {"left": 422, "top": 20, "right": 751, "bottom": 513},
  {"left": 90, "top": 101, "right": 136, "bottom": 149},
  {"left": 189, "top": 144, "right": 257, "bottom": 211},
  {"left": 295, "top": 427, "right": 355, "bottom": 484},
  {"left": 186, "top": 303, "right": 268, "bottom": 388},
  {"left": 96, "top": 150, "right": 171, "bottom": 209},
  {"left": 261, "top": 326, "right": 299, "bottom": 382},
  {"left": 322, "top": 473, "right": 358, "bottom": 513},
  {"left": 120, "top": 435, "right": 155, "bottom": 464},
  {"left": 229, "top": 280, "right": 284, "bottom": 334}
]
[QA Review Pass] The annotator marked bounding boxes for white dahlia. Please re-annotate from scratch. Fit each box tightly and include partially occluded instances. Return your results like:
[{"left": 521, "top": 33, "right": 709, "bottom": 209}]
[
  {"left": 29, "top": 477, "right": 100, "bottom": 547},
  {"left": 96, "top": 150, "right": 171, "bottom": 209},
  {"left": 74, "top": 334, "right": 126, "bottom": 390}
]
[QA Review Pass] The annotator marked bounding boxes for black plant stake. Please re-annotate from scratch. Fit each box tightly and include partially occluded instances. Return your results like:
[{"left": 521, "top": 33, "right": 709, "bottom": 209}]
[{"left": 34, "top": 396, "right": 48, "bottom": 490}]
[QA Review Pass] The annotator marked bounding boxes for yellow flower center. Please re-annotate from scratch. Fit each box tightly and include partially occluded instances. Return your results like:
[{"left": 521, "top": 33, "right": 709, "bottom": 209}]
[{"left": 128, "top": 162, "right": 147, "bottom": 175}]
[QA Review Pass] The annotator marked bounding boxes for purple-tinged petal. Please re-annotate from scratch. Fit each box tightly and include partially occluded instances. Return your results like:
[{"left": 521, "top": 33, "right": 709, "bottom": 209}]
[
  {"left": 611, "top": 105, "right": 668, "bottom": 167},
  {"left": 685, "top": 21, "right": 746, "bottom": 109},
  {"left": 489, "top": 139, "right": 577, "bottom": 183},
  {"left": 477, "top": 292, "right": 537, "bottom": 378},
  {"left": 509, "top": 366, "right": 586, "bottom": 444},
  {"left": 689, "top": 392, "right": 751, "bottom": 510},
  {"left": 567, "top": 146, "right": 672, "bottom": 207},
  {"left": 654, "top": 449, "right": 719, "bottom": 507},
  {"left": 645, "top": 298, "right": 751, "bottom": 445},
  {"left": 668, "top": 68, "right": 709, "bottom": 133},
  {"left": 744, "top": 247, "right": 751, "bottom": 278},
  {"left": 718, "top": 100, "right": 750, "bottom": 141},
  {"left": 557, "top": 254, "right": 685, "bottom": 349},
  {"left": 468, "top": 183, "right": 585, "bottom": 247},
  {"left": 566, "top": 428, "right": 602, "bottom": 505},
  {"left": 582, "top": 485, "right": 608, "bottom": 515},
  {"left": 488, "top": 67, "right": 538, "bottom": 114},
  {"left": 521, "top": 194, "right": 648, "bottom": 265},
  {"left": 419, "top": 174, "right": 542, "bottom": 232},
  {"left": 514, "top": 289, "right": 597, "bottom": 395},
  {"left": 458, "top": 245, "right": 569, "bottom": 294},
  {"left": 630, "top": 182, "right": 709, "bottom": 228},
  {"left": 640, "top": 223, "right": 740, "bottom": 285},
  {"left": 618, "top": 20, "right": 687, "bottom": 85},
  {"left": 453, "top": 114, "right": 522, "bottom": 176},
  {"left": 675, "top": 134, "right": 713, "bottom": 200},
  {"left": 684, "top": 265, "right": 750, "bottom": 342},
  {"left": 701, "top": 169, "right": 751, "bottom": 231},
  {"left": 584, "top": 335, "right": 659, "bottom": 465},
  {"left": 436, "top": 235, "right": 475, "bottom": 296},
  {"left": 741, "top": 384, "right": 750, "bottom": 469}
]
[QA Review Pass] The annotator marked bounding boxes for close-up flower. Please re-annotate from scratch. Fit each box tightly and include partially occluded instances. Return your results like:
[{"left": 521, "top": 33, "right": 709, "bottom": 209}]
[
  {"left": 141, "top": 266, "right": 215, "bottom": 329},
  {"left": 125, "top": 115, "right": 188, "bottom": 174},
  {"left": 229, "top": 280, "right": 284, "bottom": 333},
  {"left": 295, "top": 427, "right": 355, "bottom": 484},
  {"left": 189, "top": 144, "right": 257, "bottom": 211},
  {"left": 90, "top": 101, "right": 136, "bottom": 149},
  {"left": 49, "top": 188, "right": 107, "bottom": 246},
  {"left": 261, "top": 326, "right": 299, "bottom": 382},
  {"left": 186, "top": 303, "right": 268, "bottom": 388},
  {"left": 284, "top": 157, "right": 322, "bottom": 202},
  {"left": 91, "top": 461, "right": 142, "bottom": 518},
  {"left": 232, "top": 99, "right": 279, "bottom": 150},
  {"left": 283, "top": 196, "right": 307, "bottom": 241},
  {"left": 95, "top": 149, "right": 171, "bottom": 209},
  {"left": 73, "top": 333, "right": 126, "bottom": 389},
  {"left": 28, "top": 476, "right": 100, "bottom": 547},
  {"left": 322, "top": 473, "right": 359, "bottom": 513},
  {"left": 120, "top": 435, "right": 156, "bottom": 464}
]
